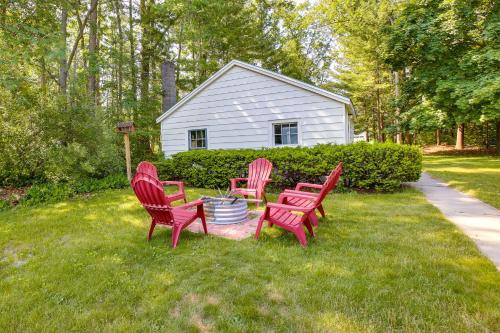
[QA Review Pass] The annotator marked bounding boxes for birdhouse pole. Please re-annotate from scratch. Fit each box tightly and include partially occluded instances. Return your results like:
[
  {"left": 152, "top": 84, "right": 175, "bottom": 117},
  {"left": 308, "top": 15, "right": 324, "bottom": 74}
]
[
  {"left": 123, "top": 132, "right": 132, "bottom": 181},
  {"left": 116, "top": 122, "right": 136, "bottom": 182}
]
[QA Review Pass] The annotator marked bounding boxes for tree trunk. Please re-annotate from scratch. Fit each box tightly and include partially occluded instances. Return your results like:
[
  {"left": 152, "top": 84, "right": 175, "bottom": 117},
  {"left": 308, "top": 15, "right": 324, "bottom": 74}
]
[
  {"left": 88, "top": 0, "right": 99, "bottom": 105},
  {"left": 496, "top": 121, "right": 500, "bottom": 155},
  {"left": 405, "top": 132, "right": 411, "bottom": 145},
  {"left": 436, "top": 129, "right": 441, "bottom": 145},
  {"left": 455, "top": 123, "right": 465, "bottom": 150},
  {"left": 114, "top": 0, "right": 124, "bottom": 114},
  {"left": 128, "top": 0, "right": 137, "bottom": 112},
  {"left": 59, "top": 8, "right": 68, "bottom": 95},
  {"left": 161, "top": 61, "right": 176, "bottom": 113},
  {"left": 140, "top": 0, "right": 151, "bottom": 106},
  {"left": 393, "top": 71, "right": 402, "bottom": 144}
]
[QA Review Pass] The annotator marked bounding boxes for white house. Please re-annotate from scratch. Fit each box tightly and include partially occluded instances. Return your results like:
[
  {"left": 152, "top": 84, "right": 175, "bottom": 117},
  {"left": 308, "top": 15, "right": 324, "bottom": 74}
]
[{"left": 156, "top": 60, "right": 355, "bottom": 157}]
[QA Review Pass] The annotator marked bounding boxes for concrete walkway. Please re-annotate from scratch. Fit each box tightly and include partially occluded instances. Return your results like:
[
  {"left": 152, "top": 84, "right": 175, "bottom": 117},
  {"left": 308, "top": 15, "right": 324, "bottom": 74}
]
[{"left": 411, "top": 172, "right": 500, "bottom": 270}]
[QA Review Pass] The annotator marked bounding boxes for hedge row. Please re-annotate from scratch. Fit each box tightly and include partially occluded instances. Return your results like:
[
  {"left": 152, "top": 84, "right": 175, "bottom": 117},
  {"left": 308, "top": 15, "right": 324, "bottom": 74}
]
[{"left": 156, "top": 143, "right": 422, "bottom": 192}]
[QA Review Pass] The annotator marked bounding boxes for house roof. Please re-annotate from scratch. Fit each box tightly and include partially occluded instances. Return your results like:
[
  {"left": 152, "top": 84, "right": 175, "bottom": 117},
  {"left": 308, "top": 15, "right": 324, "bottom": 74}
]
[{"left": 156, "top": 60, "right": 355, "bottom": 123}]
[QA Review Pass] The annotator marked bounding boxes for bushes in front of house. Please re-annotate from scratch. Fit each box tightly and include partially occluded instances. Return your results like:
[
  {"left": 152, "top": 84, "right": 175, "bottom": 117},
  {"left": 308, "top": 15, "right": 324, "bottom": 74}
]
[
  {"left": 20, "top": 174, "right": 129, "bottom": 207},
  {"left": 155, "top": 142, "right": 422, "bottom": 192}
]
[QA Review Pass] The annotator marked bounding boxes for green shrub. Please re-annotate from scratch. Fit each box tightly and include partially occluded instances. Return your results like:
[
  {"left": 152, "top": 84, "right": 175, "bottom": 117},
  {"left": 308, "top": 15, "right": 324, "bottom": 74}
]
[
  {"left": 0, "top": 199, "right": 10, "bottom": 211},
  {"left": 74, "top": 174, "right": 129, "bottom": 193},
  {"left": 22, "top": 183, "right": 75, "bottom": 206},
  {"left": 156, "top": 143, "right": 422, "bottom": 192},
  {"left": 21, "top": 174, "right": 129, "bottom": 207}
]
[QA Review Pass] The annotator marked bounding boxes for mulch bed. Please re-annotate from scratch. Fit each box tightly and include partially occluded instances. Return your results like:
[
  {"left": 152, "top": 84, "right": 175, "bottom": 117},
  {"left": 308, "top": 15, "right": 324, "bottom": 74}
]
[
  {"left": 423, "top": 144, "right": 498, "bottom": 156},
  {"left": 0, "top": 187, "right": 28, "bottom": 206}
]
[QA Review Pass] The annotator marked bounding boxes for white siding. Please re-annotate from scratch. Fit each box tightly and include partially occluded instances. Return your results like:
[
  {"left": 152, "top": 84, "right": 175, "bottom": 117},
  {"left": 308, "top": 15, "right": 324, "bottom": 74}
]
[{"left": 160, "top": 66, "right": 348, "bottom": 156}]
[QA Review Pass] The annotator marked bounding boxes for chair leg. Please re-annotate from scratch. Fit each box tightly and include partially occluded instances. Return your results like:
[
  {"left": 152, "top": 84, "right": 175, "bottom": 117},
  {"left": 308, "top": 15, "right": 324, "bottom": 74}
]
[
  {"left": 294, "top": 227, "right": 308, "bottom": 247},
  {"left": 309, "top": 212, "right": 319, "bottom": 227},
  {"left": 255, "top": 214, "right": 266, "bottom": 240},
  {"left": 304, "top": 218, "right": 315, "bottom": 237},
  {"left": 147, "top": 221, "right": 156, "bottom": 241},
  {"left": 184, "top": 197, "right": 187, "bottom": 203},
  {"left": 171, "top": 226, "right": 182, "bottom": 248},
  {"left": 199, "top": 207, "right": 208, "bottom": 234},
  {"left": 318, "top": 204, "right": 326, "bottom": 218}
]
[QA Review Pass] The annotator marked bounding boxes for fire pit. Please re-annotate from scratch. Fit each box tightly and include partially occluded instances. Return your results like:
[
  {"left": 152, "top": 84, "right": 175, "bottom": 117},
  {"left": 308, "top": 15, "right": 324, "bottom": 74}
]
[{"left": 201, "top": 196, "right": 249, "bottom": 225}]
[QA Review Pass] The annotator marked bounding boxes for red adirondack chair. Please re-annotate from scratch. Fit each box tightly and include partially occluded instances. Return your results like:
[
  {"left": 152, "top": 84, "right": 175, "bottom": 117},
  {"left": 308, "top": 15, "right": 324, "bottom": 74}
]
[
  {"left": 131, "top": 172, "right": 207, "bottom": 248},
  {"left": 279, "top": 162, "right": 343, "bottom": 226},
  {"left": 136, "top": 161, "right": 187, "bottom": 204},
  {"left": 255, "top": 202, "right": 316, "bottom": 247},
  {"left": 230, "top": 158, "right": 272, "bottom": 207}
]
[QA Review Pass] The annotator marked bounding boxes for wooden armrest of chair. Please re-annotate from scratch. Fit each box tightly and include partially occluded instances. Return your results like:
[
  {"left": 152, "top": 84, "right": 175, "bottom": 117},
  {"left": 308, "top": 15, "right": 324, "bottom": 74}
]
[
  {"left": 279, "top": 192, "right": 317, "bottom": 201},
  {"left": 161, "top": 180, "right": 185, "bottom": 191},
  {"left": 175, "top": 199, "right": 203, "bottom": 210},
  {"left": 267, "top": 202, "right": 313, "bottom": 213},
  {"left": 284, "top": 189, "right": 319, "bottom": 196},
  {"left": 295, "top": 182, "right": 323, "bottom": 191},
  {"left": 230, "top": 177, "right": 248, "bottom": 189}
]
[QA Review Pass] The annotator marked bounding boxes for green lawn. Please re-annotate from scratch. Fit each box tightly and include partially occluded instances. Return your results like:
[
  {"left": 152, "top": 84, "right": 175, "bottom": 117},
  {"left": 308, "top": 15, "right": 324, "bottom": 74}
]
[
  {"left": 1, "top": 188, "right": 499, "bottom": 332},
  {"left": 424, "top": 155, "right": 500, "bottom": 209}
]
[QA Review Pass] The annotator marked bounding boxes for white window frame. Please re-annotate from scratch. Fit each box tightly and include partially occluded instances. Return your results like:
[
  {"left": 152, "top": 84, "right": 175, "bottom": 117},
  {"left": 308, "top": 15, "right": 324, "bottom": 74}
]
[
  {"left": 269, "top": 119, "right": 302, "bottom": 147},
  {"left": 187, "top": 128, "right": 208, "bottom": 150}
]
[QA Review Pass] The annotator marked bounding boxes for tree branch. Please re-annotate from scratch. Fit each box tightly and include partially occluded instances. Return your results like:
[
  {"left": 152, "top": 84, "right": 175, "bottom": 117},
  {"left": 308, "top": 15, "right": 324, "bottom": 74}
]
[{"left": 67, "top": 0, "right": 98, "bottom": 71}]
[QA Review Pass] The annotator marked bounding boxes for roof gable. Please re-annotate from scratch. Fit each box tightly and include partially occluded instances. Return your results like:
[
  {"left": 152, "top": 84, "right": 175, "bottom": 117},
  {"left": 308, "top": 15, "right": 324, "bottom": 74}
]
[{"left": 156, "top": 60, "right": 354, "bottom": 123}]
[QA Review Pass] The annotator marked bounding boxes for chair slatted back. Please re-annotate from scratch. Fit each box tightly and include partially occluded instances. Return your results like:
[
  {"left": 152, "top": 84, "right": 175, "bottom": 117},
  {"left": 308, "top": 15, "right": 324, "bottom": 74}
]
[
  {"left": 136, "top": 161, "right": 159, "bottom": 179},
  {"left": 131, "top": 172, "right": 174, "bottom": 225},
  {"left": 315, "top": 162, "right": 343, "bottom": 205},
  {"left": 247, "top": 158, "right": 273, "bottom": 190}
]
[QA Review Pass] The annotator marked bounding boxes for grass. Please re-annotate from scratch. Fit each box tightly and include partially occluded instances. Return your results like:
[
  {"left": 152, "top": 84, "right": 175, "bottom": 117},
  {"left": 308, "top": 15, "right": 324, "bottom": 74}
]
[
  {"left": 0, "top": 187, "right": 499, "bottom": 332},
  {"left": 424, "top": 155, "right": 500, "bottom": 209}
]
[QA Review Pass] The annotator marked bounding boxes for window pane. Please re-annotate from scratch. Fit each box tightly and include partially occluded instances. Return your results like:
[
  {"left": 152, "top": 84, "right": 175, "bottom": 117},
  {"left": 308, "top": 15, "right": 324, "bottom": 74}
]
[
  {"left": 273, "top": 122, "right": 298, "bottom": 145},
  {"left": 189, "top": 129, "right": 207, "bottom": 149}
]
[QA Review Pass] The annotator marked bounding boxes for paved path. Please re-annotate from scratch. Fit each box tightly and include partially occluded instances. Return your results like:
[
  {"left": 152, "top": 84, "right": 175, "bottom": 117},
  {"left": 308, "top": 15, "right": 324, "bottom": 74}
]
[{"left": 411, "top": 172, "right": 500, "bottom": 270}]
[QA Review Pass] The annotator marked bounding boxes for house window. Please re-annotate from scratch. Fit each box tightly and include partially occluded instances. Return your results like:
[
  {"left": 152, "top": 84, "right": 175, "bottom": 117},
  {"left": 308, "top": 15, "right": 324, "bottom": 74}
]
[
  {"left": 188, "top": 129, "right": 207, "bottom": 150},
  {"left": 273, "top": 122, "right": 298, "bottom": 145}
]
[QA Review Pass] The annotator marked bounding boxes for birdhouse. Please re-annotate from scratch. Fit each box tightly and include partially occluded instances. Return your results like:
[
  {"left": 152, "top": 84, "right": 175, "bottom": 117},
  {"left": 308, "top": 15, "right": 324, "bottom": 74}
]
[{"left": 116, "top": 121, "right": 136, "bottom": 133}]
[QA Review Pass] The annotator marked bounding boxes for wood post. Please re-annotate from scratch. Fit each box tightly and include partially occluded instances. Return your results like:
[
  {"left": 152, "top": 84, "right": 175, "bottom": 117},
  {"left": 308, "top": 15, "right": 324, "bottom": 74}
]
[
  {"left": 124, "top": 132, "right": 132, "bottom": 181},
  {"left": 436, "top": 129, "right": 441, "bottom": 145}
]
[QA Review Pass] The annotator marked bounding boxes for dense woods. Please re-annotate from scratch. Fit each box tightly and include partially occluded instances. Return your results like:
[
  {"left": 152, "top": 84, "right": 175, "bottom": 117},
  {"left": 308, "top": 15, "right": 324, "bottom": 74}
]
[{"left": 0, "top": 0, "right": 499, "bottom": 187}]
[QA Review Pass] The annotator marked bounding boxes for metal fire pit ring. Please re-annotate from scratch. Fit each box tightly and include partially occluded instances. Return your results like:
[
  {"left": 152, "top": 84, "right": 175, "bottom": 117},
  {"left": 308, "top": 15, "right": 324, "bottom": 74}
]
[{"left": 201, "top": 196, "right": 248, "bottom": 225}]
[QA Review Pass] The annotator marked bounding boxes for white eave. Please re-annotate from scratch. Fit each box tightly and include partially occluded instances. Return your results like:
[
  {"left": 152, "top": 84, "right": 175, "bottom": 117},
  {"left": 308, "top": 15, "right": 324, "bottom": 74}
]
[{"left": 156, "top": 60, "right": 356, "bottom": 123}]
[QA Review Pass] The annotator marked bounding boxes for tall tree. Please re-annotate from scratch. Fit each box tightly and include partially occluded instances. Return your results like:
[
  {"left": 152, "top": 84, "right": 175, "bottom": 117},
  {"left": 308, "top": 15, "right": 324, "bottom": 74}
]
[{"left": 88, "top": 0, "right": 99, "bottom": 105}]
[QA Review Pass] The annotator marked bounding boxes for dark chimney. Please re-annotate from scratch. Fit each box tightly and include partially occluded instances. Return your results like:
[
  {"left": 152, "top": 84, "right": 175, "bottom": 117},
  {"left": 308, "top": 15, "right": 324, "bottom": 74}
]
[{"left": 161, "top": 60, "right": 176, "bottom": 113}]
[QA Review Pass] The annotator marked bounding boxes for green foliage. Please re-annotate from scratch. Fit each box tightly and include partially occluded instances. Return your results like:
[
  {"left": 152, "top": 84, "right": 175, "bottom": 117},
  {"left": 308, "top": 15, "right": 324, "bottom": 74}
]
[
  {"left": 22, "top": 183, "right": 75, "bottom": 206},
  {"left": 156, "top": 143, "right": 422, "bottom": 192},
  {"left": 20, "top": 174, "right": 129, "bottom": 207},
  {"left": 0, "top": 200, "right": 10, "bottom": 211},
  {"left": 386, "top": 0, "right": 499, "bottom": 125}
]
